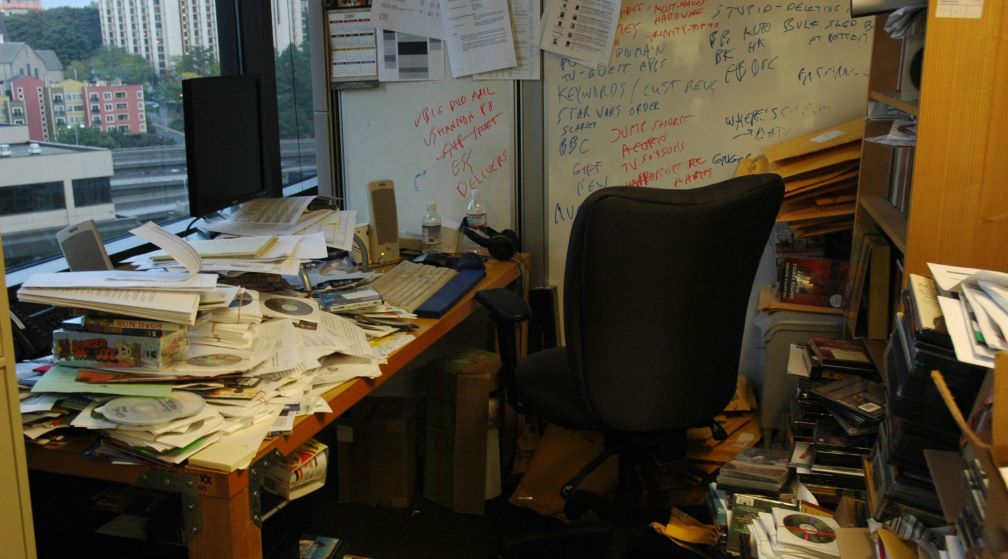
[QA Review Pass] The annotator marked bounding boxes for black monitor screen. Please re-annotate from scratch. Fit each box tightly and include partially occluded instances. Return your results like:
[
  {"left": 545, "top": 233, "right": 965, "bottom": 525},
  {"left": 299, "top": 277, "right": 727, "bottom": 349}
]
[{"left": 182, "top": 75, "right": 273, "bottom": 219}]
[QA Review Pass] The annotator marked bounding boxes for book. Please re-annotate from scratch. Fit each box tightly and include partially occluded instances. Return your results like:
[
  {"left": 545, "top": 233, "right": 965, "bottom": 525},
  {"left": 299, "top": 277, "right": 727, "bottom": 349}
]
[
  {"left": 906, "top": 273, "right": 952, "bottom": 348},
  {"left": 808, "top": 337, "right": 875, "bottom": 371},
  {"left": 61, "top": 314, "right": 190, "bottom": 337},
  {"left": 52, "top": 327, "right": 188, "bottom": 370},
  {"left": 779, "top": 257, "right": 850, "bottom": 309},
  {"left": 314, "top": 287, "right": 383, "bottom": 313},
  {"left": 864, "top": 234, "right": 892, "bottom": 339},
  {"left": 809, "top": 376, "right": 886, "bottom": 422},
  {"left": 298, "top": 534, "right": 345, "bottom": 559}
]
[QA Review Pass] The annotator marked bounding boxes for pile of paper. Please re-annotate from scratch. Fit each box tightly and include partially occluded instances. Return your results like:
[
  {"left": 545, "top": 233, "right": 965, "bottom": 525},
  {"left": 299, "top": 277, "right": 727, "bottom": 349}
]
[
  {"left": 929, "top": 263, "right": 1008, "bottom": 369},
  {"left": 738, "top": 118, "right": 864, "bottom": 238},
  {"left": 15, "top": 219, "right": 393, "bottom": 470}
]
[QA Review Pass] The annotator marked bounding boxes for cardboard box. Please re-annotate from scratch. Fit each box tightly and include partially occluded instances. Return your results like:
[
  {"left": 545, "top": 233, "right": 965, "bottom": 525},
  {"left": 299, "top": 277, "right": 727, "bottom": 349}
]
[
  {"left": 424, "top": 348, "right": 500, "bottom": 515},
  {"left": 336, "top": 397, "right": 418, "bottom": 508},
  {"left": 264, "top": 438, "right": 328, "bottom": 500}
]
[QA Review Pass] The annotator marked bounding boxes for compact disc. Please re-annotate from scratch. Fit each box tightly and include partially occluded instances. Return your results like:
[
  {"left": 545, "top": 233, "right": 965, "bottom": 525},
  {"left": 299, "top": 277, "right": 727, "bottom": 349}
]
[
  {"left": 781, "top": 514, "right": 837, "bottom": 544},
  {"left": 264, "top": 296, "right": 313, "bottom": 316},
  {"left": 186, "top": 353, "right": 244, "bottom": 367},
  {"left": 103, "top": 391, "right": 206, "bottom": 426},
  {"left": 229, "top": 292, "right": 253, "bottom": 308}
]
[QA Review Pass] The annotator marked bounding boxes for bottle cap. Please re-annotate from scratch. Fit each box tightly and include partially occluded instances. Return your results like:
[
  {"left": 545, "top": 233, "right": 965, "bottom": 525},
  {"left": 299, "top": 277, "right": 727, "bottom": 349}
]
[{"left": 426, "top": 202, "right": 437, "bottom": 211}]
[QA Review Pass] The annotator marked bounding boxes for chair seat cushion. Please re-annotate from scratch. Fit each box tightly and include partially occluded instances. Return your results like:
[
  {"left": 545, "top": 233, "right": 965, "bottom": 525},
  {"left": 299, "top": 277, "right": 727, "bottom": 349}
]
[{"left": 514, "top": 348, "right": 599, "bottom": 431}]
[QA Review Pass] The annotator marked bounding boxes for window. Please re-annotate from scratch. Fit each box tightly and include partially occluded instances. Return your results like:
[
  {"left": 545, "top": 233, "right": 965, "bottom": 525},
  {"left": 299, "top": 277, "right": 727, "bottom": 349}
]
[
  {"left": 0, "top": 182, "right": 66, "bottom": 216},
  {"left": 71, "top": 177, "right": 113, "bottom": 207},
  {"left": 3, "top": 0, "right": 316, "bottom": 278}
]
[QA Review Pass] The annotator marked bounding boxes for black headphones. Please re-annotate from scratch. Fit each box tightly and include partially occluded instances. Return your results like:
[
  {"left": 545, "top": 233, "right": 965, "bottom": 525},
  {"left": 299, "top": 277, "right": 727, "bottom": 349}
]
[{"left": 460, "top": 217, "right": 519, "bottom": 261}]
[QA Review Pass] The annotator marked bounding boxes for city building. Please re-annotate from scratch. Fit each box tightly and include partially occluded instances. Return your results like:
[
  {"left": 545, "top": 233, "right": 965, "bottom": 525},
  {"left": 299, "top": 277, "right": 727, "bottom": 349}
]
[
  {"left": 1, "top": 40, "right": 147, "bottom": 140},
  {"left": 6, "top": 74, "right": 47, "bottom": 140},
  {"left": 44, "top": 78, "right": 87, "bottom": 136},
  {"left": 97, "top": 0, "right": 305, "bottom": 75},
  {"left": 83, "top": 81, "right": 146, "bottom": 135},
  {"left": 0, "top": 42, "right": 57, "bottom": 84},
  {"left": 0, "top": 123, "right": 116, "bottom": 267},
  {"left": 0, "top": 0, "right": 41, "bottom": 17}
]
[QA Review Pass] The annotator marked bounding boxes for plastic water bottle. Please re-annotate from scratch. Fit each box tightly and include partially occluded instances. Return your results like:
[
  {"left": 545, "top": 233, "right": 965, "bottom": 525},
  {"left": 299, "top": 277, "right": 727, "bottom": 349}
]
[
  {"left": 464, "top": 187, "right": 488, "bottom": 255},
  {"left": 421, "top": 202, "right": 442, "bottom": 254}
]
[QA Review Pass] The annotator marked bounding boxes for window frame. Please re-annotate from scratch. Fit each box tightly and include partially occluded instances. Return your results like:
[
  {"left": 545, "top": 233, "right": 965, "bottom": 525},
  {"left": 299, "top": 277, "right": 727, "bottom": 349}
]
[{"left": 5, "top": 0, "right": 291, "bottom": 288}]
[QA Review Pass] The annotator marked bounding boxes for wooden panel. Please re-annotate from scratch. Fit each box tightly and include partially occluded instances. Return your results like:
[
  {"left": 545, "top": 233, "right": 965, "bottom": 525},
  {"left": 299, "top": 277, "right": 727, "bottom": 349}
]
[
  {"left": 904, "top": 2, "right": 1008, "bottom": 277},
  {"left": 0, "top": 242, "right": 37, "bottom": 558}
]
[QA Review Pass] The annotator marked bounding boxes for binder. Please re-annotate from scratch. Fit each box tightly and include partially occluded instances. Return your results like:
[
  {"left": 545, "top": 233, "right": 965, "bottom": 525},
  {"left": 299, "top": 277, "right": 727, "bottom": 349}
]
[{"left": 415, "top": 269, "right": 486, "bottom": 318}]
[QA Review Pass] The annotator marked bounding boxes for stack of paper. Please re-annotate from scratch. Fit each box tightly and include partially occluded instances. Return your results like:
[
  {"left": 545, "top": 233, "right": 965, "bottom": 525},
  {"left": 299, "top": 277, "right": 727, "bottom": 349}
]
[
  {"left": 738, "top": 118, "right": 864, "bottom": 238},
  {"left": 18, "top": 222, "right": 218, "bottom": 325},
  {"left": 929, "top": 263, "right": 1008, "bottom": 368},
  {"left": 129, "top": 231, "right": 329, "bottom": 277}
]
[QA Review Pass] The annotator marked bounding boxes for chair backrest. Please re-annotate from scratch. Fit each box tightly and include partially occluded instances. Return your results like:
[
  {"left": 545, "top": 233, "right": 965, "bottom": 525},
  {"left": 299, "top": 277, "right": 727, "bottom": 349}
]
[{"left": 563, "top": 174, "right": 784, "bottom": 433}]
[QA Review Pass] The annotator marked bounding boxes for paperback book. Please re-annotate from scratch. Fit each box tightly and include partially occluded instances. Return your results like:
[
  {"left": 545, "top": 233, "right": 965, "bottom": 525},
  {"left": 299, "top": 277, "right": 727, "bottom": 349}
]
[{"left": 779, "top": 257, "right": 850, "bottom": 308}]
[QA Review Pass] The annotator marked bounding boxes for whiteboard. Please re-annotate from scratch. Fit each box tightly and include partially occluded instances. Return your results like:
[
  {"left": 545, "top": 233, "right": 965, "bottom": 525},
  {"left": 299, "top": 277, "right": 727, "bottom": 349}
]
[
  {"left": 340, "top": 79, "right": 515, "bottom": 242},
  {"left": 544, "top": 1, "right": 873, "bottom": 288}
]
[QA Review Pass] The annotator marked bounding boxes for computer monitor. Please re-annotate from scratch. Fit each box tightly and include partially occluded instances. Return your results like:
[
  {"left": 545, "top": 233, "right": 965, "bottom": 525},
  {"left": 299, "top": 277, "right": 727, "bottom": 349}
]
[{"left": 182, "top": 75, "right": 279, "bottom": 219}]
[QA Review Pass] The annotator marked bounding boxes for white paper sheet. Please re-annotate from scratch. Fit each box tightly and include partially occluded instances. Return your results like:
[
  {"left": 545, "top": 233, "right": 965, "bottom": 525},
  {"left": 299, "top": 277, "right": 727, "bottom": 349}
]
[
  {"left": 329, "top": 9, "right": 379, "bottom": 80},
  {"left": 937, "top": 295, "right": 995, "bottom": 368},
  {"left": 475, "top": 0, "right": 541, "bottom": 80},
  {"left": 130, "top": 221, "right": 203, "bottom": 277},
  {"left": 540, "top": 0, "right": 620, "bottom": 68},
  {"left": 376, "top": 29, "right": 446, "bottom": 81},
  {"left": 371, "top": 0, "right": 444, "bottom": 39},
  {"left": 441, "top": 0, "right": 517, "bottom": 77}
]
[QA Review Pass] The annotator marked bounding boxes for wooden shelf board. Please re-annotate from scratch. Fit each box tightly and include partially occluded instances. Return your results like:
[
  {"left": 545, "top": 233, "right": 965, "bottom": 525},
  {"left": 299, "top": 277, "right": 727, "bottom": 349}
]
[
  {"left": 869, "top": 89, "right": 920, "bottom": 116},
  {"left": 860, "top": 196, "right": 908, "bottom": 254}
]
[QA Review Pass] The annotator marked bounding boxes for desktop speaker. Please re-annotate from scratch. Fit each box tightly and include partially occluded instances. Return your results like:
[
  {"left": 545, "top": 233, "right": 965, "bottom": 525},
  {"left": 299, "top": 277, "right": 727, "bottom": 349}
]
[
  {"left": 368, "top": 180, "right": 399, "bottom": 263},
  {"left": 459, "top": 218, "right": 519, "bottom": 261},
  {"left": 56, "top": 220, "right": 113, "bottom": 271}
]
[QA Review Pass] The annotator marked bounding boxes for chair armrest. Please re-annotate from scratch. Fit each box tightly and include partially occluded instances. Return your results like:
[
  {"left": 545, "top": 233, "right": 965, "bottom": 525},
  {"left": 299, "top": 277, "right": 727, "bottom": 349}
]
[
  {"left": 474, "top": 288, "right": 531, "bottom": 324},
  {"left": 475, "top": 288, "right": 532, "bottom": 411}
]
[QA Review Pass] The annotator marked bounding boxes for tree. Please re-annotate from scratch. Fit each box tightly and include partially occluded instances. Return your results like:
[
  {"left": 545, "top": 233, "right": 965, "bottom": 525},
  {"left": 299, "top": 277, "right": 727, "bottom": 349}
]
[
  {"left": 274, "top": 42, "right": 314, "bottom": 140},
  {"left": 173, "top": 47, "right": 219, "bottom": 77},
  {"left": 3, "top": 7, "right": 102, "bottom": 66},
  {"left": 85, "top": 47, "right": 157, "bottom": 85}
]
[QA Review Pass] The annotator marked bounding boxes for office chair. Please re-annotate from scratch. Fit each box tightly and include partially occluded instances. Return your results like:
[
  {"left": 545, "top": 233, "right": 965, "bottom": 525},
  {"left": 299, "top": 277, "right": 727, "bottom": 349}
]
[{"left": 475, "top": 174, "right": 784, "bottom": 558}]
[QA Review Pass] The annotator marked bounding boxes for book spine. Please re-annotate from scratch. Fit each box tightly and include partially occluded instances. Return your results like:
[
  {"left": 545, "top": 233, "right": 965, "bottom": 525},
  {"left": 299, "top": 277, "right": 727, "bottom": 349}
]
[
  {"left": 62, "top": 322, "right": 180, "bottom": 337},
  {"left": 81, "top": 316, "right": 186, "bottom": 332},
  {"left": 52, "top": 328, "right": 188, "bottom": 369}
]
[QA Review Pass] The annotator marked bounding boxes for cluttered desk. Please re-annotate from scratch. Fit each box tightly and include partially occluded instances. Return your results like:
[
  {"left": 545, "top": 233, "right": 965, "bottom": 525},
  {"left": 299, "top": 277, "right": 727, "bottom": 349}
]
[{"left": 14, "top": 197, "right": 528, "bottom": 559}]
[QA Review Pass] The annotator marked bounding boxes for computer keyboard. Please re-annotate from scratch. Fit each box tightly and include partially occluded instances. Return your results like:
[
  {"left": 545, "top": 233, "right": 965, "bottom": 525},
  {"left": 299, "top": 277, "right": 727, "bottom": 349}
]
[{"left": 368, "top": 260, "right": 458, "bottom": 312}]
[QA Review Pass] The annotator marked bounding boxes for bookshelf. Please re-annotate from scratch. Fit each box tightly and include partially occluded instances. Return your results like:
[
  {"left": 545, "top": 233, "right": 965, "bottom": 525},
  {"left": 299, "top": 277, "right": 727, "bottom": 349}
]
[{"left": 850, "top": 4, "right": 1008, "bottom": 339}]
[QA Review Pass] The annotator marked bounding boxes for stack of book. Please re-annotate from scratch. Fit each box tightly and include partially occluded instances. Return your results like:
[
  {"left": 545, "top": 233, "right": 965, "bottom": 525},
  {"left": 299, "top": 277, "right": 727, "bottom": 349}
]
[
  {"left": 54, "top": 314, "right": 191, "bottom": 371},
  {"left": 715, "top": 447, "right": 793, "bottom": 497},
  {"left": 786, "top": 337, "right": 883, "bottom": 503},
  {"left": 737, "top": 118, "right": 863, "bottom": 238},
  {"left": 863, "top": 274, "right": 988, "bottom": 523}
]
